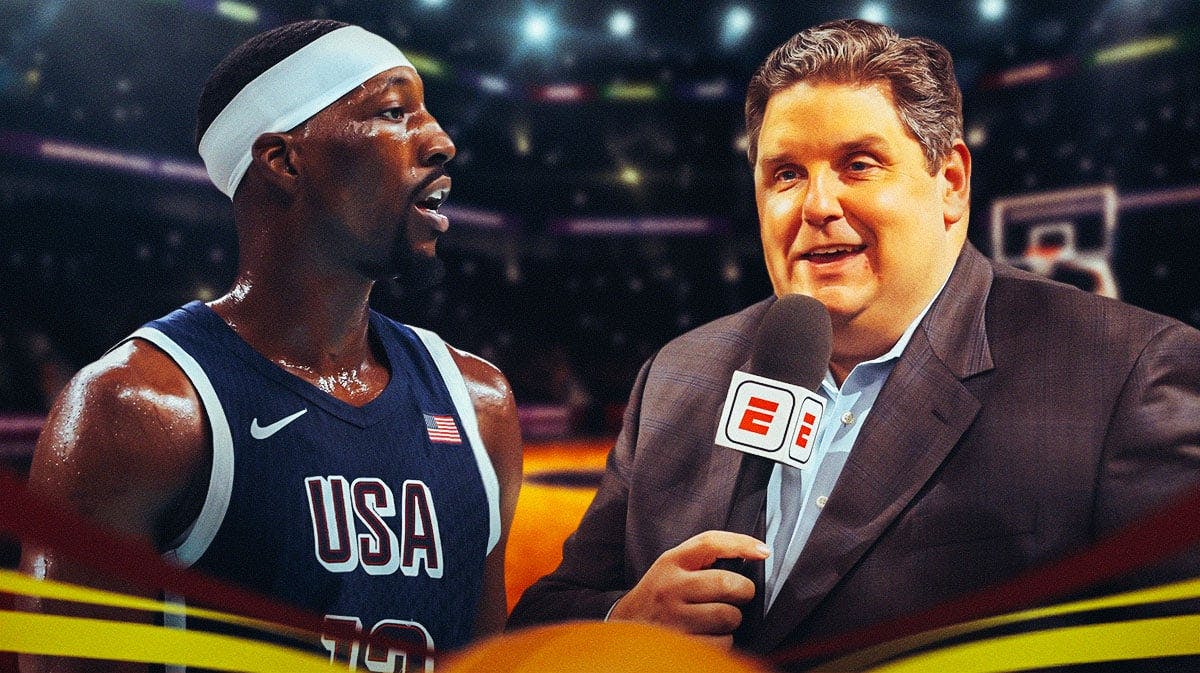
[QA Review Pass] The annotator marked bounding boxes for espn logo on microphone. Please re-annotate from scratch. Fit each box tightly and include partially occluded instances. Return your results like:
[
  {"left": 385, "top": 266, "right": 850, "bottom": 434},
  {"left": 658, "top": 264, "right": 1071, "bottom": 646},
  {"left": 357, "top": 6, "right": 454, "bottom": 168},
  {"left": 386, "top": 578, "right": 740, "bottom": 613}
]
[{"left": 715, "top": 371, "right": 825, "bottom": 469}]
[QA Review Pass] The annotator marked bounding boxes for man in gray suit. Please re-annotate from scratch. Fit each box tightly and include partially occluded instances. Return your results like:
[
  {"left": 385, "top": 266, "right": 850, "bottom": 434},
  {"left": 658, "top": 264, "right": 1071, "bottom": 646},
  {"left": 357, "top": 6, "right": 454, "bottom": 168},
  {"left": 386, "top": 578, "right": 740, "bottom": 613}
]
[{"left": 508, "top": 19, "right": 1200, "bottom": 659}]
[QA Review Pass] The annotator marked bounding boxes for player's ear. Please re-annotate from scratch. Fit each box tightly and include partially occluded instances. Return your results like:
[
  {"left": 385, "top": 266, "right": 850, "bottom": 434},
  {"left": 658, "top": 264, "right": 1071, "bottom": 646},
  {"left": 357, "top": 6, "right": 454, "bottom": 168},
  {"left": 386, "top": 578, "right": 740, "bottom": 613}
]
[{"left": 249, "top": 132, "right": 299, "bottom": 194}]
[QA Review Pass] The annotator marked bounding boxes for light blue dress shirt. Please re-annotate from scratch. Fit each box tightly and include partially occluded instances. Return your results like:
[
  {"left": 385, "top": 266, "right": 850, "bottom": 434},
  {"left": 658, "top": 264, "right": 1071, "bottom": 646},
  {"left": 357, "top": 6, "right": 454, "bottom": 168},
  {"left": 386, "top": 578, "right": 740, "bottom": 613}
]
[{"left": 762, "top": 285, "right": 947, "bottom": 611}]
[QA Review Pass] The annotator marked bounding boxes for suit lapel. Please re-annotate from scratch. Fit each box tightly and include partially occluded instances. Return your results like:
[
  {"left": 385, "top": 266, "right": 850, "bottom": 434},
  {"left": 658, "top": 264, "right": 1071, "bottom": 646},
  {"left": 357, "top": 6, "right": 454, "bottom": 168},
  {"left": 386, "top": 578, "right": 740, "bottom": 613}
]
[{"left": 748, "top": 245, "right": 997, "bottom": 653}]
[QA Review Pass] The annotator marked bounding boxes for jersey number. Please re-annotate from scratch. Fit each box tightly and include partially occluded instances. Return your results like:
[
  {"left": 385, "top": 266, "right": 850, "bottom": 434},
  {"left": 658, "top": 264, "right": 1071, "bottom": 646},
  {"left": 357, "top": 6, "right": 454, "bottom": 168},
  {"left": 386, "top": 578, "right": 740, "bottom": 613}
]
[{"left": 321, "top": 615, "right": 433, "bottom": 672}]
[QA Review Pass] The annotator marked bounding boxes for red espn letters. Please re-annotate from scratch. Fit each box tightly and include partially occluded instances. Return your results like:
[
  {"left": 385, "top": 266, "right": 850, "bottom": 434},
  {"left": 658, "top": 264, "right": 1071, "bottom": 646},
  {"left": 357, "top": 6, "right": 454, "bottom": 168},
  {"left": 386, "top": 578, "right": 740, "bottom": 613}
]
[
  {"left": 737, "top": 397, "right": 817, "bottom": 450},
  {"left": 738, "top": 396, "right": 779, "bottom": 435}
]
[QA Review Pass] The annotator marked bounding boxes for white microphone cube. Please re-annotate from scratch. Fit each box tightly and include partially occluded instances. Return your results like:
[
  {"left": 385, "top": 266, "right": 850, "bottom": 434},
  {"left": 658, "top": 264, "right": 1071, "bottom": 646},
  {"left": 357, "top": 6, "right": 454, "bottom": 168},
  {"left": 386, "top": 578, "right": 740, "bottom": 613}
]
[{"left": 715, "top": 370, "right": 825, "bottom": 470}]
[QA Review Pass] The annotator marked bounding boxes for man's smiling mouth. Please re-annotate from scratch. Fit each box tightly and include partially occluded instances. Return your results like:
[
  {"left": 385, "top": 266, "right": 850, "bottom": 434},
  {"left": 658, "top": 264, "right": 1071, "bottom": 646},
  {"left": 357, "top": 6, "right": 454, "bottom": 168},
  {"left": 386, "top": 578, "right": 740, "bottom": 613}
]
[{"left": 801, "top": 244, "right": 867, "bottom": 263}]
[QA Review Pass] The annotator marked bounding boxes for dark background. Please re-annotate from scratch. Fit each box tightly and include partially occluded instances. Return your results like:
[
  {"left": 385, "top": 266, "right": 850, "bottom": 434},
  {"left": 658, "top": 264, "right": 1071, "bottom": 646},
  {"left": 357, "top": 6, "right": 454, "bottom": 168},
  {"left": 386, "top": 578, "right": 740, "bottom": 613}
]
[{"left": 1, "top": 0, "right": 1197, "bottom": 436}]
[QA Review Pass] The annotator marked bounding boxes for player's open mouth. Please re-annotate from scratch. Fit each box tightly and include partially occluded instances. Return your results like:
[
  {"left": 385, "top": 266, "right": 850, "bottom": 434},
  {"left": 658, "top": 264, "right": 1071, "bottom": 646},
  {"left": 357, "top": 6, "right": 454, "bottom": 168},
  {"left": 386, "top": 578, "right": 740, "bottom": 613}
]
[
  {"left": 412, "top": 177, "right": 451, "bottom": 232},
  {"left": 800, "top": 244, "right": 866, "bottom": 264},
  {"left": 416, "top": 188, "right": 448, "bottom": 212}
]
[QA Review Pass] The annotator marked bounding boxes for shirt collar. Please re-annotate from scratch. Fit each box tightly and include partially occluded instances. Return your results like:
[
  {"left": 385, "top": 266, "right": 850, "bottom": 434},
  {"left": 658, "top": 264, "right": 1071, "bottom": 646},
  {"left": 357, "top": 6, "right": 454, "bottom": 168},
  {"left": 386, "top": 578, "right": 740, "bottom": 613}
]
[{"left": 822, "top": 271, "right": 954, "bottom": 390}]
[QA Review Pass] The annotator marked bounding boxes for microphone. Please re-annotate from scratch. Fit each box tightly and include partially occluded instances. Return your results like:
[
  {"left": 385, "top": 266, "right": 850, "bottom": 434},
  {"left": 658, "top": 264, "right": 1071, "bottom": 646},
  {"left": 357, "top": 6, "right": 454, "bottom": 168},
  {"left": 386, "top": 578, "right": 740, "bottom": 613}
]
[
  {"left": 716, "top": 294, "right": 833, "bottom": 468},
  {"left": 748, "top": 294, "right": 832, "bottom": 392},
  {"left": 714, "top": 294, "right": 832, "bottom": 571}
]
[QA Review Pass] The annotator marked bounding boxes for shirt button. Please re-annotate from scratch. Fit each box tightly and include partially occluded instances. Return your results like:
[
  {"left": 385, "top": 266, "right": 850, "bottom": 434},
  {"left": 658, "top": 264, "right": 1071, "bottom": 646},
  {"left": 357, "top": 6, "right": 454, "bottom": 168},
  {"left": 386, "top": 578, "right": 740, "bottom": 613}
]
[
  {"left": 816, "top": 495, "right": 828, "bottom": 508},
  {"left": 841, "top": 411, "right": 856, "bottom": 426}
]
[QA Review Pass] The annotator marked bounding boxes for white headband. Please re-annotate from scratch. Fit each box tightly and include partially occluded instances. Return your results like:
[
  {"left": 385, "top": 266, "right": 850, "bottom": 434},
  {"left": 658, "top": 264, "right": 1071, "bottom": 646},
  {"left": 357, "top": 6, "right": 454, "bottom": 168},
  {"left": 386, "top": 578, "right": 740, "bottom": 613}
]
[{"left": 198, "top": 25, "right": 414, "bottom": 198}]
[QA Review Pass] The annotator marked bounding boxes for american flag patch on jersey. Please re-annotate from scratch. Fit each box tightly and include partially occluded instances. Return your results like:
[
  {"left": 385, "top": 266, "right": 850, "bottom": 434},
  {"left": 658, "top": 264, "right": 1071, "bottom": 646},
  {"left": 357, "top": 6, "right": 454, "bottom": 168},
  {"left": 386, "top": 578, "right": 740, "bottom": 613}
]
[{"left": 424, "top": 413, "right": 462, "bottom": 444}]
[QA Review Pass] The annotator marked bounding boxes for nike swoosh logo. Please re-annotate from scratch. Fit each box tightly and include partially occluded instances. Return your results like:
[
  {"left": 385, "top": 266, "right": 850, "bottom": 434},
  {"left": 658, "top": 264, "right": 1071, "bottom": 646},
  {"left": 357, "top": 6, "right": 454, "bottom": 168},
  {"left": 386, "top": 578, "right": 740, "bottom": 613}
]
[{"left": 250, "top": 408, "right": 308, "bottom": 440}]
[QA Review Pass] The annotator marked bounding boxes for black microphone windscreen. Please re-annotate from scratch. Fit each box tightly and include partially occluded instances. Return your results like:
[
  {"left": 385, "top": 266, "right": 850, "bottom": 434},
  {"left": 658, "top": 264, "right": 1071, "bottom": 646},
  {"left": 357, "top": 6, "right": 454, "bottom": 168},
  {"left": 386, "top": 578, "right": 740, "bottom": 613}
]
[{"left": 748, "top": 294, "right": 832, "bottom": 392}]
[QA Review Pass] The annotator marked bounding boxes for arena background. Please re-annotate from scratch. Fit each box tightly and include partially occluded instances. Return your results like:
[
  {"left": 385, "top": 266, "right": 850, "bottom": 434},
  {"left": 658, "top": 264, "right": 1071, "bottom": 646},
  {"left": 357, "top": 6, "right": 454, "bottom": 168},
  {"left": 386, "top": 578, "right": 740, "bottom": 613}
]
[{"left": 0, "top": 0, "right": 1198, "bottom": 668}]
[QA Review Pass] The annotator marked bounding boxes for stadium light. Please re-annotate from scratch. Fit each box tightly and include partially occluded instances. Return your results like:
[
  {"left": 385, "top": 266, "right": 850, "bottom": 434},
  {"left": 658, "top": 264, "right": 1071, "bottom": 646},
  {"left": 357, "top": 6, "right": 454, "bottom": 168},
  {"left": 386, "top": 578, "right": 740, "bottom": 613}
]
[
  {"left": 524, "top": 13, "right": 552, "bottom": 44},
  {"left": 478, "top": 74, "right": 510, "bottom": 95},
  {"left": 859, "top": 2, "right": 888, "bottom": 24},
  {"left": 979, "top": 0, "right": 1006, "bottom": 21},
  {"left": 722, "top": 6, "right": 752, "bottom": 46},
  {"left": 966, "top": 122, "right": 989, "bottom": 148},
  {"left": 193, "top": 284, "right": 217, "bottom": 302},
  {"left": 513, "top": 127, "right": 532, "bottom": 156},
  {"left": 215, "top": 0, "right": 259, "bottom": 24},
  {"left": 610, "top": 10, "right": 634, "bottom": 38}
]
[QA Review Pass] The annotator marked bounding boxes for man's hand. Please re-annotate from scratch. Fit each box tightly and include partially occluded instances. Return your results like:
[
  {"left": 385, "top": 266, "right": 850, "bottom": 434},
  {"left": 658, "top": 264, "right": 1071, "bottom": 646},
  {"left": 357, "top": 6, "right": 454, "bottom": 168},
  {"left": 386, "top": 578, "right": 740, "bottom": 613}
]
[{"left": 607, "top": 530, "right": 769, "bottom": 647}]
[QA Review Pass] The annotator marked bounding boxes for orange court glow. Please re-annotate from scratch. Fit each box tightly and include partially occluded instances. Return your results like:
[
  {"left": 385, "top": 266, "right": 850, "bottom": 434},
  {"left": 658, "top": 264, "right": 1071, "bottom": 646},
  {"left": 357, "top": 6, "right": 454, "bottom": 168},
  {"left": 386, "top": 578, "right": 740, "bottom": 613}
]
[{"left": 505, "top": 437, "right": 611, "bottom": 611}]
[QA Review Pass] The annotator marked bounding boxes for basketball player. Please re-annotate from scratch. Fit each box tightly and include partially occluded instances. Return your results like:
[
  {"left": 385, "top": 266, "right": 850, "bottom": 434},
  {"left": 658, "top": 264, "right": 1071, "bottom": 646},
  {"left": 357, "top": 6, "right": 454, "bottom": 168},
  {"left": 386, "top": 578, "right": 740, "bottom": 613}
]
[{"left": 19, "top": 20, "right": 522, "bottom": 671}]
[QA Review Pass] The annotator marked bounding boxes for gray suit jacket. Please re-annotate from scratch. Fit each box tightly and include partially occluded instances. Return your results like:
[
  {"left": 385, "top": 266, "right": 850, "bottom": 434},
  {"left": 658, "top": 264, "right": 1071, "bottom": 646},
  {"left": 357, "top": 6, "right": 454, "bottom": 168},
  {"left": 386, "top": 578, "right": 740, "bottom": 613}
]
[{"left": 508, "top": 244, "right": 1200, "bottom": 656}]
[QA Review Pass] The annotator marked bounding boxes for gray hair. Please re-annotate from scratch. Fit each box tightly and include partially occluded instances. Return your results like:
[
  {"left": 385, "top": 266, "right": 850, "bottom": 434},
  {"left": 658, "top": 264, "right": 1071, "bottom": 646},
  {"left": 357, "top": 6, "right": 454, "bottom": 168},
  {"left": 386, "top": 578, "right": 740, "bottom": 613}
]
[{"left": 744, "top": 19, "right": 962, "bottom": 173}]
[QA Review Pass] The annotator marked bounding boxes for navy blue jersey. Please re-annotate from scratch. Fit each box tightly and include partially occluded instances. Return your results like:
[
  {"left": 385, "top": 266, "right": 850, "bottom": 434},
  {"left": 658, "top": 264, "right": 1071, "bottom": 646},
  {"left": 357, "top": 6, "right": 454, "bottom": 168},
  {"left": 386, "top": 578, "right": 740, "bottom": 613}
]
[{"left": 125, "top": 301, "right": 499, "bottom": 668}]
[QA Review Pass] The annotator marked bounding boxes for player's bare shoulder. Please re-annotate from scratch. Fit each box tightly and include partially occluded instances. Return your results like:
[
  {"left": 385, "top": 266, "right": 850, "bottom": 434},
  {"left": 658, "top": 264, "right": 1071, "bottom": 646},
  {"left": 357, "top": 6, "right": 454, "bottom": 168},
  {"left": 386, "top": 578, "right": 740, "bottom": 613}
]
[
  {"left": 28, "top": 337, "right": 209, "bottom": 538},
  {"left": 444, "top": 344, "right": 522, "bottom": 490},
  {"left": 445, "top": 345, "right": 513, "bottom": 414}
]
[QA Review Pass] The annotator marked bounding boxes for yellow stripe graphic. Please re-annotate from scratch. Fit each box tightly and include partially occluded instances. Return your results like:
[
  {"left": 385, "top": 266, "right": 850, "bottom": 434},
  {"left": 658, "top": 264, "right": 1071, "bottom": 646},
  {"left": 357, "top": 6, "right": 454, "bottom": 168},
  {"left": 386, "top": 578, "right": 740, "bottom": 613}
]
[
  {"left": 819, "top": 576, "right": 1200, "bottom": 671},
  {"left": 5, "top": 567, "right": 1198, "bottom": 672},
  {"left": 0, "top": 609, "right": 337, "bottom": 671},
  {"left": 0, "top": 569, "right": 314, "bottom": 642},
  {"left": 865, "top": 614, "right": 1200, "bottom": 673}
]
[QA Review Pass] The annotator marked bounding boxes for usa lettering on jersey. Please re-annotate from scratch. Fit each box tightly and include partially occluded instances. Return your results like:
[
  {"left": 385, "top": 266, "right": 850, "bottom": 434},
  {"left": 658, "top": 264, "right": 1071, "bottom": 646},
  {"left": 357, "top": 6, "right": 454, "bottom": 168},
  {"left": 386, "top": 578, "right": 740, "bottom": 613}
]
[{"left": 305, "top": 476, "right": 444, "bottom": 578}]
